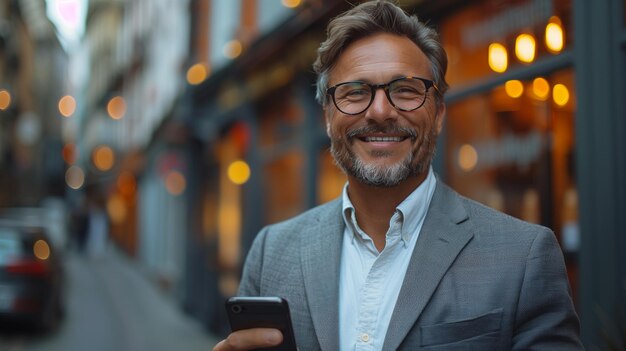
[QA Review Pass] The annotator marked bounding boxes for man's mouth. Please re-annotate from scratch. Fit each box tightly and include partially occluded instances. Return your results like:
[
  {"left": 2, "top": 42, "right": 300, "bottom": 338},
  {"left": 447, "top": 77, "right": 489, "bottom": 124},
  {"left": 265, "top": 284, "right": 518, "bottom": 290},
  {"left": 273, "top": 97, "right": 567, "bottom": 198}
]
[{"left": 361, "top": 136, "right": 407, "bottom": 142}]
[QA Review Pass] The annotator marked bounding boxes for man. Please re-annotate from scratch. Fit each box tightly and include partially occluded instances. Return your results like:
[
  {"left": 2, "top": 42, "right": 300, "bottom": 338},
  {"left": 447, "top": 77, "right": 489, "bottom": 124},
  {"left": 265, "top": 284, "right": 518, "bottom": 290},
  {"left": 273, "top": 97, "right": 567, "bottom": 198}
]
[{"left": 214, "top": 1, "right": 583, "bottom": 350}]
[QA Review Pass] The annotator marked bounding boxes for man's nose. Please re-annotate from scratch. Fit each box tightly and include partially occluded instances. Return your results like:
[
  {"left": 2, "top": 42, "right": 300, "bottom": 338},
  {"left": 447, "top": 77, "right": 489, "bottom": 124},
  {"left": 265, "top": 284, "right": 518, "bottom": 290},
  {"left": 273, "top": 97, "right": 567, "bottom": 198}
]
[{"left": 365, "top": 88, "right": 398, "bottom": 122}]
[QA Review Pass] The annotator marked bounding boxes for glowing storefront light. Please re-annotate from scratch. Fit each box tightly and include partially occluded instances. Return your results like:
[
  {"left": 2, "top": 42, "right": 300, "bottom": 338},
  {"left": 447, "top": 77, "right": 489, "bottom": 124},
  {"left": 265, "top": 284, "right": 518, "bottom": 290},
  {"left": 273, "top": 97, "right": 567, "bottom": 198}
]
[
  {"left": 33, "top": 240, "right": 50, "bottom": 260},
  {"left": 515, "top": 34, "right": 536, "bottom": 63},
  {"left": 0, "top": 89, "right": 11, "bottom": 110},
  {"left": 505, "top": 80, "right": 524, "bottom": 98},
  {"left": 488, "top": 43, "right": 508, "bottom": 73},
  {"left": 228, "top": 160, "right": 251, "bottom": 185},
  {"left": 458, "top": 144, "right": 478, "bottom": 172},
  {"left": 58, "top": 95, "right": 77, "bottom": 117},
  {"left": 532, "top": 77, "right": 550, "bottom": 100},
  {"left": 165, "top": 170, "right": 186, "bottom": 195},
  {"left": 187, "top": 63, "right": 209, "bottom": 85},
  {"left": 545, "top": 17, "right": 564, "bottom": 54},
  {"left": 65, "top": 165, "right": 85, "bottom": 189},
  {"left": 281, "top": 0, "right": 301, "bottom": 8},
  {"left": 107, "top": 96, "right": 126, "bottom": 120},
  {"left": 553, "top": 83, "right": 570, "bottom": 106},
  {"left": 224, "top": 40, "right": 243, "bottom": 59},
  {"left": 107, "top": 194, "right": 127, "bottom": 224},
  {"left": 93, "top": 145, "right": 115, "bottom": 171}
]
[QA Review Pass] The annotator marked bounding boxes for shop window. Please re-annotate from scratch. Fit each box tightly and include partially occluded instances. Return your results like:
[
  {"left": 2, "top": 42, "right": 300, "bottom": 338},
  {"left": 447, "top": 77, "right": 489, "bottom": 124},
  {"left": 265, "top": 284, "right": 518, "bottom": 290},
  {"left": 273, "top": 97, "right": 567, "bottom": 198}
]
[
  {"left": 444, "top": 69, "right": 579, "bottom": 297},
  {"left": 263, "top": 151, "right": 305, "bottom": 224},
  {"left": 441, "top": 0, "right": 572, "bottom": 87},
  {"left": 317, "top": 148, "right": 346, "bottom": 204}
]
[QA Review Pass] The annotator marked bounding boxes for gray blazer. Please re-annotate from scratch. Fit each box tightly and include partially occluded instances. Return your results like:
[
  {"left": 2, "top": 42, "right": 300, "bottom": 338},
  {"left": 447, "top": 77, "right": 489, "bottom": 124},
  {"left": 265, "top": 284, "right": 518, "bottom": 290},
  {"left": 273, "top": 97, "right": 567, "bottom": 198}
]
[{"left": 238, "top": 180, "right": 583, "bottom": 350}]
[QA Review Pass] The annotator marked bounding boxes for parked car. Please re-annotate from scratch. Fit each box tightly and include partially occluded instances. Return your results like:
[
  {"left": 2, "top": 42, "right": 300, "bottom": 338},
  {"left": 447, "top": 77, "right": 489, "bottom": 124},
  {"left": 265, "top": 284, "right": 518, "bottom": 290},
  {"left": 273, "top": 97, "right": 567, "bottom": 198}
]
[{"left": 0, "top": 220, "right": 65, "bottom": 331}]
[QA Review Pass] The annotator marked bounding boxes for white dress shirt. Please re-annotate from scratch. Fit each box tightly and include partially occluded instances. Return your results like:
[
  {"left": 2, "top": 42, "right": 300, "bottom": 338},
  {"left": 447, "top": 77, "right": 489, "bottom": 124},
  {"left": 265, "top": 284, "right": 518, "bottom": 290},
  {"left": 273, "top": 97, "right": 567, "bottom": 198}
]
[{"left": 339, "top": 168, "right": 437, "bottom": 351}]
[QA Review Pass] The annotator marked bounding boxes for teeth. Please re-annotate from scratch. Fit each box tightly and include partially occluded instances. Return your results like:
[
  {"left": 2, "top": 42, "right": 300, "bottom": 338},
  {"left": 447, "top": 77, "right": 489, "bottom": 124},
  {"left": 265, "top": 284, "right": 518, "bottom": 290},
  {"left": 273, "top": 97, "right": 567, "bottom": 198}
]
[{"left": 364, "top": 136, "right": 404, "bottom": 142}]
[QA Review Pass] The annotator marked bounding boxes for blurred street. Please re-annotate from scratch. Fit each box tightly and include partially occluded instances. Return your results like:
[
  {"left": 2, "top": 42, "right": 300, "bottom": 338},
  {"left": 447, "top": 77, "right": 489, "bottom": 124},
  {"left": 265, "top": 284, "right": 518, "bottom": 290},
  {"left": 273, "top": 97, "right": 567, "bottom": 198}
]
[{"left": 0, "top": 247, "right": 220, "bottom": 351}]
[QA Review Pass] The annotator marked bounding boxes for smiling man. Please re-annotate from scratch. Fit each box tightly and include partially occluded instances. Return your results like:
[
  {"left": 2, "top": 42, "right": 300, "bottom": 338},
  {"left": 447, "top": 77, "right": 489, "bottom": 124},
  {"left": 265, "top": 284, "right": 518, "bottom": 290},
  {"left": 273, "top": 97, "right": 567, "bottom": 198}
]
[{"left": 213, "top": 1, "right": 583, "bottom": 350}]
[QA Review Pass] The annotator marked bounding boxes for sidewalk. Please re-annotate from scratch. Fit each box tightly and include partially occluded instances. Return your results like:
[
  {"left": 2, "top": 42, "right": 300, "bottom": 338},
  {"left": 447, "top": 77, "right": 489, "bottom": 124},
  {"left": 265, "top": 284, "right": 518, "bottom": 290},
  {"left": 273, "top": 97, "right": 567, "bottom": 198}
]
[{"left": 83, "top": 247, "right": 222, "bottom": 351}]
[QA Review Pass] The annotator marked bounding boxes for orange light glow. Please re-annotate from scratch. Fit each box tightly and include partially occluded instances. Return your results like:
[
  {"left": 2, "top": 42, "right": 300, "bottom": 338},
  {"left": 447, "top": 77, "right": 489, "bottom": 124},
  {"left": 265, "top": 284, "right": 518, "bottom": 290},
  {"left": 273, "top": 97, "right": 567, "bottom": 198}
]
[
  {"left": 165, "top": 170, "right": 186, "bottom": 195},
  {"left": 488, "top": 43, "right": 508, "bottom": 73},
  {"left": 546, "top": 17, "right": 564, "bottom": 54},
  {"left": 62, "top": 143, "right": 77, "bottom": 164},
  {"left": 93, "top": 145, "right": 115, "bottom": 171},
  {"left": 515, "top": 34, "right": 536, "bottom": 63},
  {"left": 504, "top": 80, "right": 524, "bottom": 98},
  {"left": 281, "top": 0, "right": 301, "bottom": 8},
  {"left": 107, "top": 194, "right": 127, "bottom": 224},
  {"left": 187, "top": 63, "right": 209, "bottom": 85},
  {"left": 553, "top": 83, "right": 570, "bottom": 106},
  {"left": 532, "top": 77, "right": 550, "bottom": 101},
  {"left": 33, "top": 240, "right": 50, "bottom": 260},
  {"left": 458, "top": 144, "right": 478, "bottom": 172},
  {"left": 107, "top": 96, "right": 126, "bottom": 120},
  {"left": 0, "top": 89, "right": 11, "bottom": 110},
  {"left": 117, "top": 171, "right": 137, "bottom": 197},
  {"left": 59, "top": 95, "right": 77, "bottom": 117},
  {"left": 227, "top": 160, "right": 251, "bottom": 185},
  {"left": 224, "top": 40, "right": 243, "bottom": 59}
]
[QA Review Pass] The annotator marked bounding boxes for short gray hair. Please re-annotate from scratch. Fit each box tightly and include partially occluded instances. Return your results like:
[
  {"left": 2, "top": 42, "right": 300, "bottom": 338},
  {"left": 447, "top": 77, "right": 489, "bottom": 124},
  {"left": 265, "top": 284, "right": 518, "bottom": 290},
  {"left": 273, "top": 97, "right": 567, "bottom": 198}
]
[{"left": 313, "top": 0, "right": 448, "bottom": 106}]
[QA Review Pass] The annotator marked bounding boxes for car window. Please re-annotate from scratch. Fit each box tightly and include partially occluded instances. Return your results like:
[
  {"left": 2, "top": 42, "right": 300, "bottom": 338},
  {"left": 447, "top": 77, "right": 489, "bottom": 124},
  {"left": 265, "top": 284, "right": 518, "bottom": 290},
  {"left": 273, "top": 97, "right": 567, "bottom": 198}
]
[{"left": 0, "top": 228, "right": 23, "bottom": 264}]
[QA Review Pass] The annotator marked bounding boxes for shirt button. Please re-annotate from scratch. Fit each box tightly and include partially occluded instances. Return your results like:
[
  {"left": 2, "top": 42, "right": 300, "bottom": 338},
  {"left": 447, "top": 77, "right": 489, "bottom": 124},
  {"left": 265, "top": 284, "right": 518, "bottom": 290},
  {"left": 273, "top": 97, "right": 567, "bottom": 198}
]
[{"left": 361, "top": 333, "right": 370, "bottom": 342}]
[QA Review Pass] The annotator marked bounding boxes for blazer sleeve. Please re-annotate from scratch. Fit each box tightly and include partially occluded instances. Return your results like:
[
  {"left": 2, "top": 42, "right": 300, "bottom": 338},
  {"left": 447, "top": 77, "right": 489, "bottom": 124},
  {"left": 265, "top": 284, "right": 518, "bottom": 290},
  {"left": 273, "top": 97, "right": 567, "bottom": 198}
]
[
  {"left": 512, "top": 227, "right": 584, "bottom": 350},
  {"left": 237, "top": 226, "right": 269, "bottom": 296}
]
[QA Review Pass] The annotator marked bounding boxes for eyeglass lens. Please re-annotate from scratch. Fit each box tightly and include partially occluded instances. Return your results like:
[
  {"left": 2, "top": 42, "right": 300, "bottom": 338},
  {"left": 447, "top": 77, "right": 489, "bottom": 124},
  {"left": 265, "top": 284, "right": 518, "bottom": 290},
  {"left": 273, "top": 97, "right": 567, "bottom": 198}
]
[{"left": 332, "top": 77, "right": 428, "bottom": 115}]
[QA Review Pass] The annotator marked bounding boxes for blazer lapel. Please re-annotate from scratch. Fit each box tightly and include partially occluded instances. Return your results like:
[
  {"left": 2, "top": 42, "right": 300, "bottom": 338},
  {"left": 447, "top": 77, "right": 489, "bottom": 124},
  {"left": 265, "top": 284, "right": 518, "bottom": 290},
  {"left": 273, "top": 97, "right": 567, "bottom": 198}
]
[
  {"left": 383, "top": 181, "right": 473, "bottom": 350},
  {"left": 301, "top": 199, "right": 344, "bottom": 351}
]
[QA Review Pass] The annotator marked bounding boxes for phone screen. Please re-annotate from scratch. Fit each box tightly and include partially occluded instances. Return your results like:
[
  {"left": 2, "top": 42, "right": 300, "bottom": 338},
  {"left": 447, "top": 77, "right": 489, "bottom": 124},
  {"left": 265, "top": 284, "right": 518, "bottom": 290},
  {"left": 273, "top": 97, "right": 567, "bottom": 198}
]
[{"left": 225, "top": 296, "right": 298, "bottom": 351}]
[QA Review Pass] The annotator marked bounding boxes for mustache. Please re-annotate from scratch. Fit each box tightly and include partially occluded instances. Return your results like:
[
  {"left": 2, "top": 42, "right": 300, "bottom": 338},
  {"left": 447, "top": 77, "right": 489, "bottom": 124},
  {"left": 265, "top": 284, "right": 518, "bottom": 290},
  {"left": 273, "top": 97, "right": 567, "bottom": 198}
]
[{"left": 346, "top": 125, "right": 418, "bottom": 141}]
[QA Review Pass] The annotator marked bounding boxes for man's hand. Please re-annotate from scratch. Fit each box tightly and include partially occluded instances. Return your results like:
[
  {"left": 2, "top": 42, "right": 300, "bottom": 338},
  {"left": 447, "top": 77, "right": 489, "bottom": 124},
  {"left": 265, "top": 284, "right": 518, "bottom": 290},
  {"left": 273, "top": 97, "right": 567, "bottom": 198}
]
[{"left": 213, "top": 328, "right": 283, "bottom": 350}]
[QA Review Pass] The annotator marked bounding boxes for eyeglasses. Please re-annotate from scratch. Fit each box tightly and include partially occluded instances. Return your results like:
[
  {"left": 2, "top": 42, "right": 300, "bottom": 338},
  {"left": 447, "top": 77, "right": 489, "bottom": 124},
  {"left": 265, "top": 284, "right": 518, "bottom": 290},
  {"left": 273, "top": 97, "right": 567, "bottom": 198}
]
[{"left": 326, "top": 76, "right": 438, "bottom": 115}]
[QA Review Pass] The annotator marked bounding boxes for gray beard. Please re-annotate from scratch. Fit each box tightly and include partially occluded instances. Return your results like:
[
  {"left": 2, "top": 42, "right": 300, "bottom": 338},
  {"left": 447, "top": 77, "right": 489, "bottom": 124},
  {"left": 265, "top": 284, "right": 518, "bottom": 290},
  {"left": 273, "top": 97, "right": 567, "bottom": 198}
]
[
  {"left": 329, "top": 123, "right": 438, "bottom": 187},
  {"left": 331, "top": 143, "right": 427, "bottom": 188}
]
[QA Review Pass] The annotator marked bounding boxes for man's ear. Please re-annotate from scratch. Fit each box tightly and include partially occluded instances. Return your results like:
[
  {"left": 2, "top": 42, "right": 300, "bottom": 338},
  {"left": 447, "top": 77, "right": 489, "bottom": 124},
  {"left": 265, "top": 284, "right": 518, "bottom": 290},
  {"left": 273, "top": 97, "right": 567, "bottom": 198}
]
[
  {"left": 435, "top": 103, "right": 446, "bottom": 134},
  {"left": 324, "top": 108, "right": 332, "bottom": 137}
]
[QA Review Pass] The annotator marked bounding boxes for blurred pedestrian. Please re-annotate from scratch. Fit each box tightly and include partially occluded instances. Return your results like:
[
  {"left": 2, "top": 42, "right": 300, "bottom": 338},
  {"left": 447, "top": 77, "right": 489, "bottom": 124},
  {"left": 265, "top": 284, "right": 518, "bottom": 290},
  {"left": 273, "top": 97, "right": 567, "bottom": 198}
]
[
  {"left": 214, "top": 1, "right": 583, "bottom": 350},
  {"left": 70, "top": 196, "right": 89, "bottom": 254}
]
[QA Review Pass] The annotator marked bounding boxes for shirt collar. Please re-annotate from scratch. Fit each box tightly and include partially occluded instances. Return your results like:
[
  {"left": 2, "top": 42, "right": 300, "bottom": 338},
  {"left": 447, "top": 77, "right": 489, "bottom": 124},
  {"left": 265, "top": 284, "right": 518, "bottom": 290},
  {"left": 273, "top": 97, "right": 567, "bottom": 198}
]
[{"left": 341, "top": 167, "right": 438, "bottom": 244}]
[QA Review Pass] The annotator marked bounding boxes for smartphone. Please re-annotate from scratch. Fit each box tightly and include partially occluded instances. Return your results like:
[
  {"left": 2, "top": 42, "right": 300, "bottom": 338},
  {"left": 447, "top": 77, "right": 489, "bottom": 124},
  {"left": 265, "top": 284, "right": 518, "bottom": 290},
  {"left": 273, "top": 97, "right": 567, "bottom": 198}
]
[{"left": 225, "top": 296, "right": 298, "bottom": 351}]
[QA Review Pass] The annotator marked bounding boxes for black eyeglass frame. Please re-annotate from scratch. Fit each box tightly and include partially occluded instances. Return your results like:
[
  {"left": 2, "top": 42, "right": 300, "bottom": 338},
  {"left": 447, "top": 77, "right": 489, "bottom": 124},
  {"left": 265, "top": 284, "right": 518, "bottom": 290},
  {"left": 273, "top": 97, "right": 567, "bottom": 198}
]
[{"left": 325, "top": 76, "right": 439, "bottom": 115}]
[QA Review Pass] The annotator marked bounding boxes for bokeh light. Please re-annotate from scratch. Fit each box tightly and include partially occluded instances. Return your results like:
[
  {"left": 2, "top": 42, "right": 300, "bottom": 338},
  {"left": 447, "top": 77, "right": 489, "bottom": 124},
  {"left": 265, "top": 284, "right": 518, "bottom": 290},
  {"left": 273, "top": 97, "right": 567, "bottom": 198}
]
[
  {"left": 515, "top": 34, "right": 536, "bottom": 63},
  {"left": 58, "top": 95, "right": 77, "bottom": 117},
  {"left": 107, "top": 193, "right": 127, "bottom": 224},
  {"left": 187, "top": 63, "right": 209, "bottom": 85},
  {"left": 504, "top": 80, "right": 524, "bottom": 98},
  {"left": 33, "top": 240, "right": 50, "bottom": 260},
  {"left": 107, "top": 96, "right": 126, "bottom": 120},
  {"left": 281, "top": 0, "right": 301, "bottom": 8},
  {"left": 546, "top": 17, "right": 564, "bottom": 54},
  {"left": 0, "top": 89, "right": 11, "bottom": 110},
  {"left": 93, "top": 145, "right": 115, "bottom": 171},
  {"left": 223, "top": 40, "right": 243, "bottom": 59},
  {"left": 532, "top": 77, "right": 550, "bottom": 101},
  {"left": 165, "top": 170, "right": 186, "bottom": 195},
  {"left": 228, "top": 160, "right": 251, "bottom": 185},
  {"left": 65, "top": 165, "right": 85, "bottom": 189},
  {"left": 488, "top": 43, "right": 508, "bottom": 73},
  {"left": 458, "top": 144, "right": 478, "bottom": 172},
  {"left": 553, "top": 83, "right": 570, "bottom": 106}
]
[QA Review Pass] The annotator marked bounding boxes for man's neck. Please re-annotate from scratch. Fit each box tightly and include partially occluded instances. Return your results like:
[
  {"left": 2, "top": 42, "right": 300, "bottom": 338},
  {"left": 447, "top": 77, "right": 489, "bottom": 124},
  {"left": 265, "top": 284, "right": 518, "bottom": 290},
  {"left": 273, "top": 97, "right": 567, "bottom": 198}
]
[{"left": 347, "top": 172, "right": 428, "bottom": 251}]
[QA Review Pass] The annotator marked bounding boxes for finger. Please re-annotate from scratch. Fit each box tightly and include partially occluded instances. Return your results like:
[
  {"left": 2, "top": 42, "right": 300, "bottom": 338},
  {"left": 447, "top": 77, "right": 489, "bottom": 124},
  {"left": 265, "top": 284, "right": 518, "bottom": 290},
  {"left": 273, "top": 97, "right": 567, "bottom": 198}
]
[{"left": 213, "top": 328, "right": 283, "bottom": 350}]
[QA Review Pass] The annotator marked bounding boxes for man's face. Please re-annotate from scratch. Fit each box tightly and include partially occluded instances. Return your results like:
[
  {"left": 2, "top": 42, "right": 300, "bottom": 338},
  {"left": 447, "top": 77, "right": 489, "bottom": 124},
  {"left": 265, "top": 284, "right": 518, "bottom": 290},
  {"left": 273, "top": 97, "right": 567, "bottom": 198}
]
[{"left": 325, "top": 33, "right": 445, "bottom": 187}]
